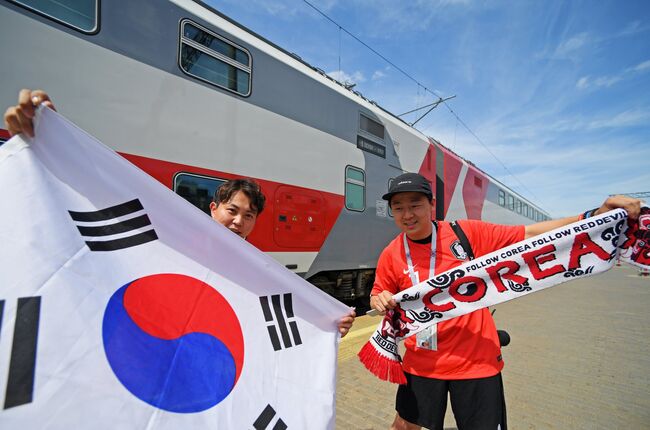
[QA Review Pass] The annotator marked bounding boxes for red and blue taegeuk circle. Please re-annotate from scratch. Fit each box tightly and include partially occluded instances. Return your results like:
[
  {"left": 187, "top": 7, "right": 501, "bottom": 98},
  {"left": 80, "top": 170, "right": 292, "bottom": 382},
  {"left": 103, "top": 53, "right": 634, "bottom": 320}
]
[{"left": 102, "top": 273, "right": 244, "bottom": 413}]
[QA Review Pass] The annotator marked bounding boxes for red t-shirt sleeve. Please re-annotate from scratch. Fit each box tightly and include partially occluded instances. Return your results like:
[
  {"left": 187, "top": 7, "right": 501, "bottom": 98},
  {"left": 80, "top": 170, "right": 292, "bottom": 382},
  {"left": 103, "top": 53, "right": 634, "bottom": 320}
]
[
  {"left": 371, "top": 245, "right": 399, "bottom": 296},
  {"left": 458, "top": 220, "right": 525, "bottom": 257}
]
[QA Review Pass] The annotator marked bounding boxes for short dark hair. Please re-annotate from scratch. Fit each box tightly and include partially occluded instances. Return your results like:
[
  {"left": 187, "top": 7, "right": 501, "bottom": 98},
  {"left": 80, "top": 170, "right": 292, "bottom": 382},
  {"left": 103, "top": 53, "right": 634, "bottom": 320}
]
[{"left": 213, "top": 178, "right": 266, "bottom": 215}]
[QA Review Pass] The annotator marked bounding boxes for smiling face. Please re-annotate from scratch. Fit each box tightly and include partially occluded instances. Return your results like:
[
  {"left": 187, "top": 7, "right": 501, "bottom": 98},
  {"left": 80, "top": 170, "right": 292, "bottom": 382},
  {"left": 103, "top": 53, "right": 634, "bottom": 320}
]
[
  {"left": 389, "top": 191, "right": 434, "bottom": 240},
  {"left": 210, "top": 190, "right": 258, "bottom": 239}
]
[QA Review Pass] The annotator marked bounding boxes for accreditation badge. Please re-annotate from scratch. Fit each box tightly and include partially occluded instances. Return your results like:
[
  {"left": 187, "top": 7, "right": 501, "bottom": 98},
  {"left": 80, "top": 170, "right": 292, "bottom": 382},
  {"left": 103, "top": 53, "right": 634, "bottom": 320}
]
[{"left": 416, "top": 324, "right": 437, "bottom": 350}]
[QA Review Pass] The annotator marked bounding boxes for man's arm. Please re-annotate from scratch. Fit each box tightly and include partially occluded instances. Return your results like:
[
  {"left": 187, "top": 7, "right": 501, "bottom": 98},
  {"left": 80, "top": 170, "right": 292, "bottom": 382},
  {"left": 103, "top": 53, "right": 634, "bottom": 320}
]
[{"left": 524, "top": 195, "right": 642, "bottom": 239}]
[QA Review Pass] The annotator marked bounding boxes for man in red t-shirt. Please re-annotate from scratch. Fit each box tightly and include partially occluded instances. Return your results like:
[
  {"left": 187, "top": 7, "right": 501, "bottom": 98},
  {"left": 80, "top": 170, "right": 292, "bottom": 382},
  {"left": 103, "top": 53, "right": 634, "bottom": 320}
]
[{"left": 370, "top": 172, "right": 641, "bottom": 430}]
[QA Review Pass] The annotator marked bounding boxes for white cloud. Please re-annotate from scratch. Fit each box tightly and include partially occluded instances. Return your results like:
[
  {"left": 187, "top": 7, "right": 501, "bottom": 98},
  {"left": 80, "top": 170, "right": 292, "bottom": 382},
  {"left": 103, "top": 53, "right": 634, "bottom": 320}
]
[
  {"left": 539, "top": 19, "right": 649, "bottom": 63},
  {"left": 591, "top": 75, "right": 622, "bottom": 88},
  {"left": 351, "top": 0, "right": 479, "bottom": 33},
  {"left": 553, "top": 32, "right": 591, "bottom": 58},
  {"left": 576, "top": 76, "right": 590, "bottom": 89},
  {"left": 577, "top": 59, "right": 650, "bottom": 90},
  {"left": 617, "top": 20, "right": 650, "bottom": 38},
  {"left": 586, "top": 109, "right": 650, "bottom": 130},
  {"left": 327, "top": 69, "right": 366, "bottom": 84},
  {"left": 632, "top": 59, "right": 650, "bottom": 72},
  {"left": 371, "top": 70, "right": 387, "bottom": 80}
]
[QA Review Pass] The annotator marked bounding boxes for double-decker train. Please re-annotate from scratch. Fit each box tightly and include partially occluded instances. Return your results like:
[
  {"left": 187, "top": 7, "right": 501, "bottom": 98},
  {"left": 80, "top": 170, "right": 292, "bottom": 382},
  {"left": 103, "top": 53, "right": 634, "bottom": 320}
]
[{"left": 0, "top": 0, "right": 549, "bottom": 303}]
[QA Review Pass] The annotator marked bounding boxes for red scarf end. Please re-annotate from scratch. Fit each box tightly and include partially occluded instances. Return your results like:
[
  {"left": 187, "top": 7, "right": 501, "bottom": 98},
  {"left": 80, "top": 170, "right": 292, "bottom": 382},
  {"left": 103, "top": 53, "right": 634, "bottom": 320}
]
[{"left": 357, "top": 341, "right": 407, "bottom": 385}]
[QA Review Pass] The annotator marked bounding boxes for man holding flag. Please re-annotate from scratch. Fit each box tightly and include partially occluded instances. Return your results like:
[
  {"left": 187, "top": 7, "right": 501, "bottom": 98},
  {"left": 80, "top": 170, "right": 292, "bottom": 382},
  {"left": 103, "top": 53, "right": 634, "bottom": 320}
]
[
  {"left": 3, "top": 89, "right": 356, "bottom": 338},
  {"left": 0, "top": 90, "right": 357, "bottom": 429},
  {"left": 367, "top": 172, "right": 641, "bottom": 430}
]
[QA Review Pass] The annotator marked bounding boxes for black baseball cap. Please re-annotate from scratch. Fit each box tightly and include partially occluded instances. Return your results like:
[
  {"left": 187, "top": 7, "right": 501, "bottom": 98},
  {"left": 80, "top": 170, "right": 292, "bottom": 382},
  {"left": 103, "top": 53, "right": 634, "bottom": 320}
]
[{"left": 382, "top": 172, "right": 433, "bottom": 202}]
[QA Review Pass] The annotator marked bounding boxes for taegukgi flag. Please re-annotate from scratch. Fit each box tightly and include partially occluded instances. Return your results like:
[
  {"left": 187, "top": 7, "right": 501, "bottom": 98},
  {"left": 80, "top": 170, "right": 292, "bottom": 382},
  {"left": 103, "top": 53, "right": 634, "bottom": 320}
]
[{"left": 0, "top": 107, "right": 349, "bottom": 429}]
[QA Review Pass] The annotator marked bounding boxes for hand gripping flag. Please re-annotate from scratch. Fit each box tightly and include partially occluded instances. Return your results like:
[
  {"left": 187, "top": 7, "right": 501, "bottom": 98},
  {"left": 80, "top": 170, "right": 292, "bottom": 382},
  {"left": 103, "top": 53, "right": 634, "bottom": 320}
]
[
  {"left": 0, "top": 107, "right": 350, "bottom": 429},
  {"left": 359, "top": 207, "right": 649, "bottom": 384}
]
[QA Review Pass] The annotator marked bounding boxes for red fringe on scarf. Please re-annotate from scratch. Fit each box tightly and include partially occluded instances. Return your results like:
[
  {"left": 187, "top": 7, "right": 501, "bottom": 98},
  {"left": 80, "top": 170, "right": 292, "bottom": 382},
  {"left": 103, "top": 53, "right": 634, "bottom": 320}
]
[{"left": 357, "top": 341, "right": 407, "bottom": 384}]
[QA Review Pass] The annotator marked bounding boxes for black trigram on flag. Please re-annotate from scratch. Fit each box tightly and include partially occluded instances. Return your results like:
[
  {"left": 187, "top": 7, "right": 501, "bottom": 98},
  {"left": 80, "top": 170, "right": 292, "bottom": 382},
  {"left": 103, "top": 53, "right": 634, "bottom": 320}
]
[
  {"left": 259, "top": 293, "right": 302, "bottom": 351},
  {"left": 253, "top": 404, "right": 287, "bottom": 430},
  {"left": 68, "top": 199, "right": 158, "bottom": 251},
  {"left": 1, "top": 297, "right": 41, "bottom": 410}
]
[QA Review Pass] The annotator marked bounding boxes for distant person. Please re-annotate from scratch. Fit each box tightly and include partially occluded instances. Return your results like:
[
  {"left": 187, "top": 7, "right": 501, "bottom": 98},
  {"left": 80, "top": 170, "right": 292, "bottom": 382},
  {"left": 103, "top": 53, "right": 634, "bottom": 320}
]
[
  {"left": 370, "top": 172, "right": 640, "bottom": 430},
  {"left": 4, "top": 89, "right": 356, "bottom": 336}
]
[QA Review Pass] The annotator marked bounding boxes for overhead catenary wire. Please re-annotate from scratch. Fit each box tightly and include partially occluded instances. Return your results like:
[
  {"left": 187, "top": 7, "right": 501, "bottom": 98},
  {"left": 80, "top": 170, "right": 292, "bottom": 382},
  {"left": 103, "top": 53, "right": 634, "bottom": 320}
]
[{"left": 301, "top": 0, "right": 544, "bottom": 206}]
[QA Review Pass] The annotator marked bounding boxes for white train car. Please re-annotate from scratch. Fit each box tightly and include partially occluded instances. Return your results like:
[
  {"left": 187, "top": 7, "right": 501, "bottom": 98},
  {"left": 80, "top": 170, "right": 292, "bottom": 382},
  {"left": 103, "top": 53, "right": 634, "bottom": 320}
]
[{"left": 0, "top": 0, "right": 549, "bottom": 303}]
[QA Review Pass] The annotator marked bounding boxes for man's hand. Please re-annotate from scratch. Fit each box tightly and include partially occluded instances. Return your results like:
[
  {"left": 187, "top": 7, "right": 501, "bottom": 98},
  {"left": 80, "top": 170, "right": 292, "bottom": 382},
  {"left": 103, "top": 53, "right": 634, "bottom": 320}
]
[
  {"left": 338, "top": 309, "right": 356, "bottom": 338},
  {"left": 4, "top": 89, "right": 55, "bottom": 138},
  {"left": 594, "top": 195, "right": 642, "bottom": 221},
  {"left": 369, "top": 290, "right": 397, "bottom": 316}
]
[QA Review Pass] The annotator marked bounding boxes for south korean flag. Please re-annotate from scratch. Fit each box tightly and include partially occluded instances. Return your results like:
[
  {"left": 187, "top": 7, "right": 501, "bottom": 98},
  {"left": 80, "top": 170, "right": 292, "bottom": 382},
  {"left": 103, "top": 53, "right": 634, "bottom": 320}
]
[{"left": 0, "top": 108, "right": 348, "bottom": 429}]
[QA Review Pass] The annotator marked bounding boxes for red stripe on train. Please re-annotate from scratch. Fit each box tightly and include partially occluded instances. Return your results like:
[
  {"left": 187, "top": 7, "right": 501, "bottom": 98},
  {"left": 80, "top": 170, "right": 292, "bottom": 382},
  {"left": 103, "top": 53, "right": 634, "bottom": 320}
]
[
  {"left": 462, "top": 165, "right": 488, "bottom": 219},
  {"left": 437, "top": 145, "right": 463, "bottom": 219},
  {"left": 118, "top": 152, "right": 345, "bottom": 253},
  {"left": 421, "top": 141, "right": 488, "bottom": 220},
  {"left": 417, "top": 144, "right": 437, "bottom": 204}
]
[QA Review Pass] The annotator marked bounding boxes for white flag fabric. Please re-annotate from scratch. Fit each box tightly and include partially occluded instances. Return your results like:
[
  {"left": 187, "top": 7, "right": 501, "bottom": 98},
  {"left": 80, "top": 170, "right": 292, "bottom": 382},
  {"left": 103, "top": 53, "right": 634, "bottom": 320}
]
[{"left": 0, "top": 107, "right": 349, "bottom": 429}]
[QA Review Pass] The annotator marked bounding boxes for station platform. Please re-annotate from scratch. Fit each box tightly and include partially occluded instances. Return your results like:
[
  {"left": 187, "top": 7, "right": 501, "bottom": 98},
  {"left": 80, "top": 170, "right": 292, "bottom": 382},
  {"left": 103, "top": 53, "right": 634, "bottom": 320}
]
[{"left": 335, "top": 264, "right": 650, "bottom": 429}]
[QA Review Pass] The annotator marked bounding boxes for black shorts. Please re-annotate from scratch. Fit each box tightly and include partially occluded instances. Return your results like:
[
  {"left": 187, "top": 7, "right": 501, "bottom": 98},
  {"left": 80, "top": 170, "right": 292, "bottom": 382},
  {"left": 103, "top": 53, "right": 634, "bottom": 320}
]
[{"left": 395, "top": 372, "right": 507, "bottom": 430}]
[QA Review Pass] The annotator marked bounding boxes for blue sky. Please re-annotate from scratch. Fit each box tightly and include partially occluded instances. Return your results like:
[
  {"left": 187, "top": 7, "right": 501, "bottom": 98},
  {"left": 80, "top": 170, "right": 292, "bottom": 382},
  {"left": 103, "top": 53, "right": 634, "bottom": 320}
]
[{"left": 206, "top": 0, "right": 650, "bottom": 217}]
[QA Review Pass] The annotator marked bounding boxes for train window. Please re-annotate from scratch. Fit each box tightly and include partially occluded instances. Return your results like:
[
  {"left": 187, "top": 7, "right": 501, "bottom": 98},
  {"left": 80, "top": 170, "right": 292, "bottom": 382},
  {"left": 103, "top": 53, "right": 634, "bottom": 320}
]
[
  {"left": 10, "top": 0, "right": 98, "bottom": 33},
  {"left": 179, "top": 20, "right": 252, "bottom": 97},
  {"left": 359, "top": 114, "right": 385, "bottom": 140},
  {"left": 498, "top": 190, "right": 505, "bottom": 206},
  {"left": 345, "top": 166, "right": 365, "bottom": 212},
  {"left": 523, "top": 203, "right": 529, "bottom": 217},
  {"left": 507, "top": 194, "right": 514, "bottom": 211},
  {"left": 531, "top": 208, "right": 537, "bottom": 220},
  {"left": 516, "top": 199, "right": 522, "bottom": 214},
  {"left": 173, "top": 172, "right": 226, "bottom": 215}
]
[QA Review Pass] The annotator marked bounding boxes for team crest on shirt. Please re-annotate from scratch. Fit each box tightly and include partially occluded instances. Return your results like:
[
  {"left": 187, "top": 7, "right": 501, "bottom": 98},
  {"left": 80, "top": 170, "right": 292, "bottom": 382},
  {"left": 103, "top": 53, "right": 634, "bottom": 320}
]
[{"left": 450, "top": 240, "right": 468, "bottom": 260}]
